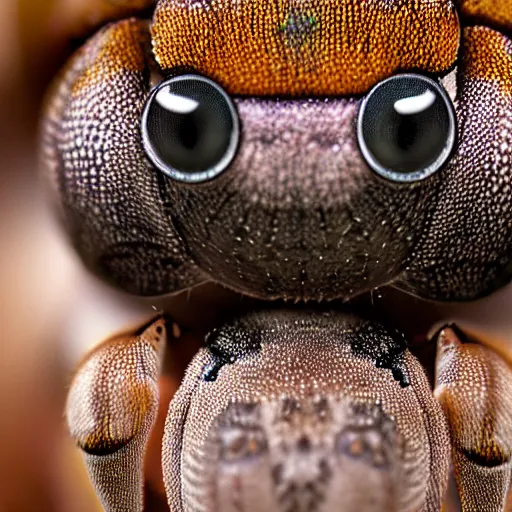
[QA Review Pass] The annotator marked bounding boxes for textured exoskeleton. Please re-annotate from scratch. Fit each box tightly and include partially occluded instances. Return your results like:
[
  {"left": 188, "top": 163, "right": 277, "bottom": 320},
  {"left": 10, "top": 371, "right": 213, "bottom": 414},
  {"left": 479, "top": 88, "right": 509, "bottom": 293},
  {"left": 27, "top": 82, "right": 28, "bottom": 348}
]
[{"left": 40, "top": 0, "right": 512, "bottom": 510}]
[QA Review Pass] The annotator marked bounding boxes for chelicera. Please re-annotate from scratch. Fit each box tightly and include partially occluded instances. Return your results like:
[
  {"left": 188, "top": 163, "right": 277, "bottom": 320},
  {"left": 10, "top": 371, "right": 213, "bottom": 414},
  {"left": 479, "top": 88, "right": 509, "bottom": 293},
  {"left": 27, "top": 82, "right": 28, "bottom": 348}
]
[{"left": 40, "top": 0, "right": 512, "bottom": 510}]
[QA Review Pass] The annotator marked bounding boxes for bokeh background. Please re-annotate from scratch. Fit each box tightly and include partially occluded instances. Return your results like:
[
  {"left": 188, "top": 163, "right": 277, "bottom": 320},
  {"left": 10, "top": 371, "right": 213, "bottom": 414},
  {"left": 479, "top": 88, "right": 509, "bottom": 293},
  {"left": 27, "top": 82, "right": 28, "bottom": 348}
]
[
  {"left": 1, "top": 2, "right": 510, "bottom": 511},
  {"left": 1, "top": 2, "right": 153, "bottom": 511}
]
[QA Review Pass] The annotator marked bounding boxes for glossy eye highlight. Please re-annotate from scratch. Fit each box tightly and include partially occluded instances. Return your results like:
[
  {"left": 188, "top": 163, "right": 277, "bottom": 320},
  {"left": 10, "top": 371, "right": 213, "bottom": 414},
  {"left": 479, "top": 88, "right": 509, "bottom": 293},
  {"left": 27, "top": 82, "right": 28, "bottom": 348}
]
[
  {"left": 357, "top": 74, "right": 456, "bottom": 182},
  {"left": 141, "top": 75, "right": 239, "bottom": 183}
]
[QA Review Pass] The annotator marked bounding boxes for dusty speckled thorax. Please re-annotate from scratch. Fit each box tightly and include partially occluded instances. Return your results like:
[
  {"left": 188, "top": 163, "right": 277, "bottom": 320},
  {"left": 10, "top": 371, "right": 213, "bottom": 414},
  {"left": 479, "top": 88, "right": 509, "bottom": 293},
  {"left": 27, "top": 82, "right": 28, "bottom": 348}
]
[{"left": 163, "top": 310, "right": 449, "bottom": 512}]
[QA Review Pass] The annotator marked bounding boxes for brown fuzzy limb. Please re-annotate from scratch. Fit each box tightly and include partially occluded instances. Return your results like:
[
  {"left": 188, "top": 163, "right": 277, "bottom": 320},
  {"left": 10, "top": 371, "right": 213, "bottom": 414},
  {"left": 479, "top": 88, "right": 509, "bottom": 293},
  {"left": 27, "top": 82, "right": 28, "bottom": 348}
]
[
  {"left": 66, "top": 315, "right": 168, "bottom": 512},
  {"left": 434, "top": 326, "right": 512, "bottom": 512}
]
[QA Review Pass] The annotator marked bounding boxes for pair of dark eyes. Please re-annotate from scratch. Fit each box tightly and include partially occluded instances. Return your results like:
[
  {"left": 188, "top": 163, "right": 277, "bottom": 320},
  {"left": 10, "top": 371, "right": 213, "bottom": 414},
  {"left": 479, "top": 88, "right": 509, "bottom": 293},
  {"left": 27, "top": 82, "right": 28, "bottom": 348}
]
[{"left": 141, "top": 74, "right": 456, "bottom": 184}]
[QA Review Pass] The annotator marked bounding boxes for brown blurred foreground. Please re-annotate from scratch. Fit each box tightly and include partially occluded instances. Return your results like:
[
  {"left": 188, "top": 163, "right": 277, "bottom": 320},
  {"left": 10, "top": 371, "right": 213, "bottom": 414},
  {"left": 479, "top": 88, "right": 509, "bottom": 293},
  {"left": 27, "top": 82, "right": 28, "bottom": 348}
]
[{"left": 0, "top": 2, "right": 148, "bottom": 511}]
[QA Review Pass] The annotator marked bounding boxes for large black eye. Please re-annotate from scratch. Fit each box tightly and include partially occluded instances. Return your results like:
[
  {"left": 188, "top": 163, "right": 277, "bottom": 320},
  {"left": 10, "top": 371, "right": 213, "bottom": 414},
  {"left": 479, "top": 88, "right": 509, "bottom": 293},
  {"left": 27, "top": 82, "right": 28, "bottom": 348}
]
[
  {"left": 357, "top": 74, "right": 456, "bottom": 182},
  {"left": 141, "top": 75, "right": 239, "bottom": 183}
]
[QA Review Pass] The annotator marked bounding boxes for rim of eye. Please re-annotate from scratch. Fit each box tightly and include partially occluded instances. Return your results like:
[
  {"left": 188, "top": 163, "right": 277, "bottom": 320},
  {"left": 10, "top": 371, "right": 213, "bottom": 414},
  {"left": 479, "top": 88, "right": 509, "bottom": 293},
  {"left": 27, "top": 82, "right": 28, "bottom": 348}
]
[
  {"left": 141, "top": 75, "right": 240, "bottom": 183},
  {"left": 357, "top": 73, "right": 457, "bottom": 183}
]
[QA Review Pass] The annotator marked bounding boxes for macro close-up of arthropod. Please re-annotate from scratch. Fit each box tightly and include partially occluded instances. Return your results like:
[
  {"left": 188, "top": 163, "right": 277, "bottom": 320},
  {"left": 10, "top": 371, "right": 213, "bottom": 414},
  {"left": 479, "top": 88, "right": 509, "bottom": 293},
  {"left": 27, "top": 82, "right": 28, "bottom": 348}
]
[{"left": 35, "top": 0, "right": 512, "bottom": 510}]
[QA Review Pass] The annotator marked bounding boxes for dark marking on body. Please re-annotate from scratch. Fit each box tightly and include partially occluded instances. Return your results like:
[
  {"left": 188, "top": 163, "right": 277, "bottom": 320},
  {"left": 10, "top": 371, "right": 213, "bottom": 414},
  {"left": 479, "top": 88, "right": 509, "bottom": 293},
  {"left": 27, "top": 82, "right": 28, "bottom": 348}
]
[
  {"left": 202, "top": 325, "right": 262, "bottom": 382},
  {"left": 81, "top": 436, "right": 133, "bottom": 457},
  {"left": 348, "top": 323, "right": 410, "bottom": 387},
  {"left": 462, "top": 446, "right": 509, "bottom": 468}
]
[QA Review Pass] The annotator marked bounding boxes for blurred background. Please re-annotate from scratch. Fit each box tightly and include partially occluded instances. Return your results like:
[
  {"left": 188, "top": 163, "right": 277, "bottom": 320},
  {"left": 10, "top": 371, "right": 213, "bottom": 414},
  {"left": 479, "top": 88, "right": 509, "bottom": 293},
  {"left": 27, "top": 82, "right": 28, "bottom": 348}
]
[
  {"left": 0, "top": 1, "right": 510, "bottom": 511},
  {"left": 0, "top": 2, "right": 154, "bottom": 511}
]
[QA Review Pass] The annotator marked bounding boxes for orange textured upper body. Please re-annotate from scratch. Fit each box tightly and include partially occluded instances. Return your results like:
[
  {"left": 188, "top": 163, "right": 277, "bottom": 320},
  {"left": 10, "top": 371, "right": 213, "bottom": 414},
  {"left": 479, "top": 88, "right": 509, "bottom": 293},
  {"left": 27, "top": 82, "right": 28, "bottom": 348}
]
[{"left": 152, "top": 0, "right": 461, "bottom": 96}]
